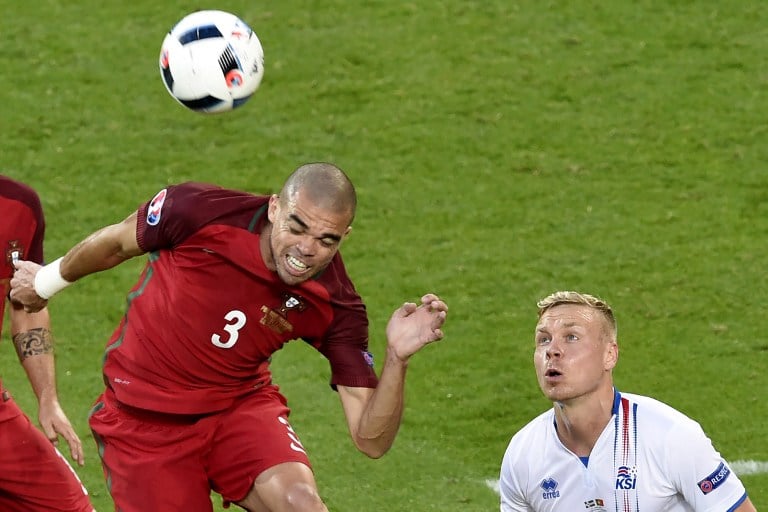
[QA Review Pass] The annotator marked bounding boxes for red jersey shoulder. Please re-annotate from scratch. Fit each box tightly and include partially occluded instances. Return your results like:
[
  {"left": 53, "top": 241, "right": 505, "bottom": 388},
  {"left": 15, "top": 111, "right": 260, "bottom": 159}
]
[
  {"left": 137, "top": 182, "right": 269, "bottom": 251},
  {"left": 313, "top": 250, "right": 362, "bottom": 305},
  {"left": 0, "top": 175, "right": 45, "bottom": 267},
  {"left": 0, "top": 175, "right": 44, "bottom": 218}
]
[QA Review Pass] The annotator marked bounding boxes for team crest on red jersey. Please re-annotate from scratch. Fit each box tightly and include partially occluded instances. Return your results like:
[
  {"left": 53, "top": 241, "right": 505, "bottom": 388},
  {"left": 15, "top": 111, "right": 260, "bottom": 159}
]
[
  {"left": 260, "top": 292, "right": 307, "bottom": 334},
  {"left": 5, "top": 240, "right": 23, "bottom": 265}
]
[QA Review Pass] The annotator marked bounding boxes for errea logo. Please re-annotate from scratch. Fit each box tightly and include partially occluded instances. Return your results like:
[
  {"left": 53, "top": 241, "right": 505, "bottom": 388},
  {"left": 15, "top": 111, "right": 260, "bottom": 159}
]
[{"left": 540, "top": 478, "right": 560, "bottom": 500}]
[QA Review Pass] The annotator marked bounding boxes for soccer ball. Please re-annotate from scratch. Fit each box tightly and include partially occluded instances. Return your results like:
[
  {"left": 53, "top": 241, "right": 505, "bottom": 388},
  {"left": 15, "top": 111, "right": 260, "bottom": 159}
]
[{"left": 159, "top": 10, "right": 265, "bottom": 114}]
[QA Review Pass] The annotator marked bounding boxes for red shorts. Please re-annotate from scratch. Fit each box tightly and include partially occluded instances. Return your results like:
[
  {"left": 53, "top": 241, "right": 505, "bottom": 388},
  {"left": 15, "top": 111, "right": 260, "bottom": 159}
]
[
  {"left": 0, "top": 400, "right": 93, "bottom": 512},
  {"left": 89, "top": 384, "right": 312, "bottom": 512}
]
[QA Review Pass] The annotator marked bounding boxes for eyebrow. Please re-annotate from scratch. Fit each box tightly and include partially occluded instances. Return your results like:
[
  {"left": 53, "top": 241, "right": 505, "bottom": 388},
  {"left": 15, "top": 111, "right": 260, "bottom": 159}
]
[
  {"left": 288, "top": 214, "right": 342, "bottom": 242},
  {"left": 536, "top": 321, "right": 583, "bottom": 332}
]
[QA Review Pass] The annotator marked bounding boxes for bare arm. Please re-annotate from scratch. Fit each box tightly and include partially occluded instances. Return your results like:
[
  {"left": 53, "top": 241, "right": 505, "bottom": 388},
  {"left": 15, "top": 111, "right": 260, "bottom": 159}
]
[
  {"left": 10, "top": 212, "right": 144, "bottom": 310},
  {"left": 338, "top": 294, "right": 448, "bottom": 458},
  {"left": 337, "top": 350, "right": 406, "bottom": 458},
  {"left": 734, "top": 497, "right": 756, "bottom": 512},
  {"left": 57, "top": 211, "right": 144, "bottom": 281},
  {"left": 8, "top": 303, "right": 84, "bottom": 464}
]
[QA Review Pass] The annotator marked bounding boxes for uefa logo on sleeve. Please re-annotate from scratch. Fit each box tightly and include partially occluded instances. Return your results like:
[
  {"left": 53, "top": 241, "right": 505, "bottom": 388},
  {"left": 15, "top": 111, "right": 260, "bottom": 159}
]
[{"left": 697, "top": 462, "right": 730, "bottom": 495}]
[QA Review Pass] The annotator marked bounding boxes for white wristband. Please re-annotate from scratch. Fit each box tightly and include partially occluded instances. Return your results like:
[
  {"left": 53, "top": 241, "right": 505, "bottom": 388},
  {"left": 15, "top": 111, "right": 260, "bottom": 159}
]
[{"left": 34, "top": 257, "right": 73, "bottom": 300}]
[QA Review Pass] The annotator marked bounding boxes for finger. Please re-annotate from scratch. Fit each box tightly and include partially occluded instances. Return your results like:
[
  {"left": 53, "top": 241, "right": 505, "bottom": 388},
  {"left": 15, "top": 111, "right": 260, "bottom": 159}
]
[
  {"left": 425, "top": 328, "right": 445, "bottom": 343},
  {"left": 72, "top": 440, "right": 85, "bottom": 465},
  {"left": 421, "top": 296, "right": 448, "bottom": 312},
  {"left": 430, "top": 300, "right": 448, "bottom": 312},
  {"left": 421, "top": 293, "right": 440, "bottom": 304},
  {"left": 11, "top": 259, "right": 30, "bottom": 271},
  {"left": 39, "top": 419, "right": 55, "bottom": 440},
  {"left": 433, "top": 310, "right": 447, "bottom": 323},
  {"left": 422, "top": 306, "right": 448, "bottom": 322},
  {"left": 60, "top": 428, "right": 85, "bottom": 465}
]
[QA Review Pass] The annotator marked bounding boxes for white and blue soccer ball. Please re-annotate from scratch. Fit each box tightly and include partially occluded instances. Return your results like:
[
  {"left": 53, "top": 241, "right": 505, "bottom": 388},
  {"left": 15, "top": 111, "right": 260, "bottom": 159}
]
[{"left": 159, "top": 10, "right": 265, "bottom": 114}]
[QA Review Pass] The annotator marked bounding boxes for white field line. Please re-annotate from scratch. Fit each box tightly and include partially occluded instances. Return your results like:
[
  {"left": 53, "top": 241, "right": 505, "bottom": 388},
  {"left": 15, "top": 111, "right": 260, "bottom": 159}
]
[
  {"left": 730, "top": 459, "right": 768, "bottom": 475},
  {"left": 484, "top": 459, "right": 767, "bottom": 495},
  {"left": 485, "top": 479, "right": 500, "bottom": 494}
]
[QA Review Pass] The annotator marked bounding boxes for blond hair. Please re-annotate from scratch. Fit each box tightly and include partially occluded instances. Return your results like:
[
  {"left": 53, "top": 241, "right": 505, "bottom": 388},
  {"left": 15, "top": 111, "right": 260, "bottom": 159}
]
[{"left": 537, "top": 291, "right": 617, "bottom": 339}]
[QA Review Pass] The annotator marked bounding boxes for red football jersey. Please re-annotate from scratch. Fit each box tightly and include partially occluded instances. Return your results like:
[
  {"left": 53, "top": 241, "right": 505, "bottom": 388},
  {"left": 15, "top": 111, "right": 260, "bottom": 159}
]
[
  {"left": 103, "top": 182, "right": 378, "bottom": 414},
  {"left": 0, "top": 176, "right": 46, "bottom": 421}
]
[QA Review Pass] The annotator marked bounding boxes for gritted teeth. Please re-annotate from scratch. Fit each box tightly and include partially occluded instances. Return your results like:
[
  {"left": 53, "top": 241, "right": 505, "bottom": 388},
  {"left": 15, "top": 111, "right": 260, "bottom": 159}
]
[{"left": 286, "top": 255, "right": 307, "bottom": 271}]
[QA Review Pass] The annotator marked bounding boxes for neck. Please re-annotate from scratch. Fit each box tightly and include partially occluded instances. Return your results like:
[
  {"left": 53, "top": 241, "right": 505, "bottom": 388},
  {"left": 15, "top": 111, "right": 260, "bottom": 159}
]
[
  {"left": 553, "top": 387, "right": 616, "bottom": 456},
  {"left": 259, "top": 222, "right": 275, "bottom": 270}
]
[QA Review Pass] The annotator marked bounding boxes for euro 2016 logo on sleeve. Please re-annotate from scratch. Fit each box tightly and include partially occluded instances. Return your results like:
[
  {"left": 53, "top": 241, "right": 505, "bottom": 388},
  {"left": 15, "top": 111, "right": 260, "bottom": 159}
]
[
  {"left": 615, "top": 466, "right": 638, "bottom": 490},
  {"left": 540, "top": 478, "right": 560, "bottom": 500},
  {"left": 146, "top": 188, "right": 167, "bottom": 226}
]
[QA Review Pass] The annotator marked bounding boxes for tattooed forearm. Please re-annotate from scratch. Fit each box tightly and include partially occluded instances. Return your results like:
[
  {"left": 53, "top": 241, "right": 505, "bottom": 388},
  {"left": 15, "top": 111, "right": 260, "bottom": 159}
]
[{"left": 12, "top": 328, "right": 55, "bottom": 361}]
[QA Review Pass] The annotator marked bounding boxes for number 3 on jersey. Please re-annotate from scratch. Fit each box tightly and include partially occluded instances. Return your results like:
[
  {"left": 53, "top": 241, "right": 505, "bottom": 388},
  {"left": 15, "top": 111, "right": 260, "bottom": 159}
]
[{"left": 211, "top": 310, "right": 247, "bottom": 348}]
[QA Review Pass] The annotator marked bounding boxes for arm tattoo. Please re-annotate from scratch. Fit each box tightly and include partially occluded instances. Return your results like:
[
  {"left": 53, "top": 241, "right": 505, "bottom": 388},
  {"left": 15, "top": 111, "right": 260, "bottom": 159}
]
[{"left": 12, "top": 328, "right": 55, "bottom": 362}]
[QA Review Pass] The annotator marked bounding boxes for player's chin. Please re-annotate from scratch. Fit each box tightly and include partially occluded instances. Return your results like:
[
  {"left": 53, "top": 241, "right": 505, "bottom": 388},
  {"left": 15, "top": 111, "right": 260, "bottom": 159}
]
[
  {"left": 277, "top": 267, "right": 314, "bottom": 286},
  {"left": 538, "top": 383, "right": 568, "bottom": 401}
]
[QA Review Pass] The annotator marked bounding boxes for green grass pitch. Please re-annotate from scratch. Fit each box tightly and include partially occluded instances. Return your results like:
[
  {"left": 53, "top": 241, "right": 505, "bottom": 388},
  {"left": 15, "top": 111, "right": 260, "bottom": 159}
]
[{"left": 1, "top": 1, "right": 766, "bottom": 510}]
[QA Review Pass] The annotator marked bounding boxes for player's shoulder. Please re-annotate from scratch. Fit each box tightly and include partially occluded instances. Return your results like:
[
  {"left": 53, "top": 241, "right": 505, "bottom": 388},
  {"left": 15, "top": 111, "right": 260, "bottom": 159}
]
[
  {"left": 504, "top": 408, "right": 554, "bottom": 454},
  {"left": 311, "top": 250, "right": 361, "bottom": 300},
  {"left": 0, "top": 175, "right": 42, "bottom": 208},
  {"left": 620, "top": 391, "right": 703, "bottom": 433},
  {"left": 171, "top": 181, "right": 260, "bottom": 199},
  {"left": 164, "top": 181, "right": 268, "bottom": 211}
]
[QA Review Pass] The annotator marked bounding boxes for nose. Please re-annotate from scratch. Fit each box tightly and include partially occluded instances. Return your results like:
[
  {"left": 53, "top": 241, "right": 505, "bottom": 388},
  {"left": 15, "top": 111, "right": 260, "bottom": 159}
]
[
  {"left": 296, "top": 236, "right": 316, "bottom": 256},
  {"left": 545, "top": 339, "right": 562, "bottom": 359}
]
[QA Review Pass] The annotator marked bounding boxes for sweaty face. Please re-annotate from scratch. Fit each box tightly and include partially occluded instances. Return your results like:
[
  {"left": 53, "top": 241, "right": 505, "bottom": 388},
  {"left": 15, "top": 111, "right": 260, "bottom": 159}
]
[
  {"left": 264, "top": 190, "right": 351, "bottom": 286},
  {"left": 533, "top": 304, "right": 617, "bottom": 404}
]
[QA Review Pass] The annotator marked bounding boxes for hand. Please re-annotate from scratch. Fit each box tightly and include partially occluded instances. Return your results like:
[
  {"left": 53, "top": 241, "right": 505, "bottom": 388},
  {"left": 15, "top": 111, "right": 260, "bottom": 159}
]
[
  {"left": 386, "top": 293, "right": 448, "bottom": 362},
  {"left": 9, "top": 260, "right": 48, "bottom": 313},
  {"left": 38, "top": 397, "right": 85, "bottom": 466}
]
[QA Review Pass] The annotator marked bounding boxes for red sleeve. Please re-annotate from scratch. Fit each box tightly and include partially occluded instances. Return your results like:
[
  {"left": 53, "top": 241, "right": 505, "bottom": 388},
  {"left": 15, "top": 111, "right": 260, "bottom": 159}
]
[
  {"left": 312, "top": 254, "right": 379, "bottom": 389},
  {"left": 136, "top": 182, "right": 223, "bottom": 251},
  {"left": 135, "top": 182, "right": 267, "bottom": 252},
  {"left": 323, "top": 301, "right": 378, "bottom": 390},
  {"left": 24, "top": 189, "right": 45, "bottom": 265}
]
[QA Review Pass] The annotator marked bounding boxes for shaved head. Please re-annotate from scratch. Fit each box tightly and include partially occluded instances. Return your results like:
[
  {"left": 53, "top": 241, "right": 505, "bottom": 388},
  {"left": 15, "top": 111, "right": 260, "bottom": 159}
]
[{"left": 281, "top": 162, "right": 357, "bottom": 226}]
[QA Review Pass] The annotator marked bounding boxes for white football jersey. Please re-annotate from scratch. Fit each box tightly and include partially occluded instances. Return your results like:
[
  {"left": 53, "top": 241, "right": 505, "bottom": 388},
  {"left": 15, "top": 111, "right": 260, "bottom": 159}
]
[{"left": 499, "top": 391, "right": 749, "bottom": 512}]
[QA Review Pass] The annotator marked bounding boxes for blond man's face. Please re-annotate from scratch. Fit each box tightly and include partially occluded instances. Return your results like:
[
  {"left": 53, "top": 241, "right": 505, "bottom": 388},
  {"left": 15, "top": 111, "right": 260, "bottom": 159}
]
[{"left": 533, "top": 304, "right": 618, "bottom": 404}]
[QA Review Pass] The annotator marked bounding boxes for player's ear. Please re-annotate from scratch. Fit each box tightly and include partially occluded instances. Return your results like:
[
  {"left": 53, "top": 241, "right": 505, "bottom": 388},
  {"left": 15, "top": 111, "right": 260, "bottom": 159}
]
[
  {"left": 604, "top": 339, "right": 618, "bottom": 371},
  {"left": 343, "top": 225, "right": 352, "bottom": 237},
  {"left": 267, "top": 194, "right": 279, "bottom": 222}
]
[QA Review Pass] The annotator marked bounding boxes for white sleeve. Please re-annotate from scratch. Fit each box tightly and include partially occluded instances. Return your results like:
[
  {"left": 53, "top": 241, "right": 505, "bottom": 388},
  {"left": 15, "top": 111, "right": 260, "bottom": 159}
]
[
  {"left": 499, "top": 440, "right": 531, "bottom": 512},
  {"left": 665, "top": 419, "right": 748, "bottom": 511}
]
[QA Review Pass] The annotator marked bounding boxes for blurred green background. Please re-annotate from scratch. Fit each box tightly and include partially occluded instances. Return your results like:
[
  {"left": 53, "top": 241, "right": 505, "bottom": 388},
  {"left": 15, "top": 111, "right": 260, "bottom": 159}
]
[{"left": 1, "top": 1, "right": 766, "bottom": 510}]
